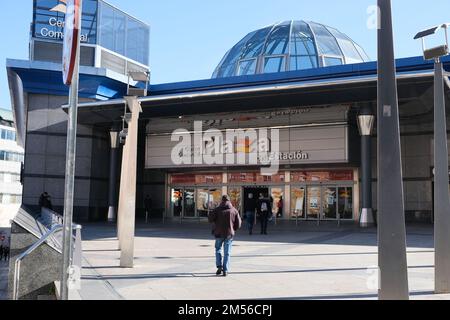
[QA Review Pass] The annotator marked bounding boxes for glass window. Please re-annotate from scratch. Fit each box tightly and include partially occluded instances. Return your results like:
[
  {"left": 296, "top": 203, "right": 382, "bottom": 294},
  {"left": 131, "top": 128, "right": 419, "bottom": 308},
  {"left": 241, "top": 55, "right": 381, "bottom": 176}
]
[
  {"left": 290, "top": 56, "right": 317, "bottom": 70},
  {"left": 354, "top": 43, "right": 371, "bottom": 61},
  {"left": 126, "top": 18, "right": 150, "bottom": 65},
  {"left": 240, "top": 27, "right": 272, "bottom": 60},
  {"left": 33, "top": 0, "right": 98, "bottom": 44},
  {"left": 238, "top": 59, "right": 257, "bottom": 76},
  {"left": 309, "top": 22, "right": 343, "bottom": 57},
  {"left": 98, "top": 1, "right": 149, "bottom": 65},
  {"left": 264, "top": 21, "right": 290, "bottom": 56},
  {"left": 326, "top": 27, "right": 363, "bottom": 63},
  {"left": 291, "top": 187, "right": 305, "bottom": 219},
  {"left": 324, "top": 57, "right": 343, "bottom": 67},
  {"left": 264, "top": 56, "right": 286, "bottom": 73},
  {"left": 217, "top": 31, "right": 257, "bottom": 78}
]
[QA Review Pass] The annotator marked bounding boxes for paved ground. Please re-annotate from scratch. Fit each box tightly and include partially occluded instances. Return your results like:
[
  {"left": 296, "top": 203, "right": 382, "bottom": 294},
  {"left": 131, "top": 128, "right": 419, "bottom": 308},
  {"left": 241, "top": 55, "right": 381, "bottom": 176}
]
[
  {"left": 0, "top": 227, "right": 10, "bottom": 301},
  {"left": 0, "top": 261, "right": 9, "bottom": 300},
  {"left": 78, "top": 221, "right": 450, "bottom": 300}
]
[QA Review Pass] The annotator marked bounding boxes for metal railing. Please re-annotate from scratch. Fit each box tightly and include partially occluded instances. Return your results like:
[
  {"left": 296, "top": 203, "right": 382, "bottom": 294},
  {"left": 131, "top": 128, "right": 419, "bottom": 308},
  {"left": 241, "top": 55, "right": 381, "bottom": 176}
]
[{"left": 13, "top": 224, "right": 82, "bottom": 301}]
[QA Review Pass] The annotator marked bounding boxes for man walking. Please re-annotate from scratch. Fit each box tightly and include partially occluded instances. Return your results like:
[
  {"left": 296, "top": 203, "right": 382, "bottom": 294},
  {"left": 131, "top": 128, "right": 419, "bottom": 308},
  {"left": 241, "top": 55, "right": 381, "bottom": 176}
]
[
  {"left": 208, "top": 195, "right": 242, "bottom": 277},
  {"left": 257, "top": 193, "right": 272, "bottom": 235}
]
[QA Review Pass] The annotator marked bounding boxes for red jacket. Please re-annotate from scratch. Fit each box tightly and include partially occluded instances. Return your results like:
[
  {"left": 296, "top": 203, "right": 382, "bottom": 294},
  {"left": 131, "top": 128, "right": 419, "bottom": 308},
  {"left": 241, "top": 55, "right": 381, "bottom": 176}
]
[{"left": 208, "top": 201, "right": 242, "bottom": 239}]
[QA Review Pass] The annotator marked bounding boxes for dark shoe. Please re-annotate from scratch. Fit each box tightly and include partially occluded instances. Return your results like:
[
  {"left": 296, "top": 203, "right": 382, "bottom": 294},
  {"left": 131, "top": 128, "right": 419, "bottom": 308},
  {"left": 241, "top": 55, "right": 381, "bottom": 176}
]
[
  {"left": 216, "top": 267, "right": 223, "bottom": 276},
  {"left": 223, "top": 271, "right": 228, "bottom": 277},
  {"left": 249, "top": 230, "right": 253, "bottom": 235}
]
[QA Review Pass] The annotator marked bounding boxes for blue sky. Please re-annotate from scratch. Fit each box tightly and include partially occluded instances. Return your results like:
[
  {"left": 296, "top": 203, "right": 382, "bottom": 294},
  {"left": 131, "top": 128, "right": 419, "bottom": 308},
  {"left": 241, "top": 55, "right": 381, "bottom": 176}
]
[{"left": 1, "top": 0, "right": 450, "bottom": 109}]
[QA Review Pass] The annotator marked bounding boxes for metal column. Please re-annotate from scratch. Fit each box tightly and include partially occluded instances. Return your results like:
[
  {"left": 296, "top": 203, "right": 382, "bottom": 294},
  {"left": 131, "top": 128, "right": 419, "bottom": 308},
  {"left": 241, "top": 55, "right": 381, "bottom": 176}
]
[
  {"left": 377, "top": 0, "right": 409, "bottom": 300},
  {"left": 107, "top": 130, "right": 120, "bottom": 223},
  {"left": 358, "top": 105, "right": 375, "bottom": 227},
  {"left": 433, "top": 60, "right": 450, "bottom": 294}
]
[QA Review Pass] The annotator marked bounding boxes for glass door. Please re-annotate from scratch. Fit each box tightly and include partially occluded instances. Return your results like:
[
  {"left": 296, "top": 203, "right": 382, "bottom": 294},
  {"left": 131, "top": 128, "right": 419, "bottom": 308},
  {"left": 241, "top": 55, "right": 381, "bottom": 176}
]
[
  {"left": 270, "top": 187, "right": 284, "bottom": 221},
  {"left": 196, "top": 188, "right": 222, "bottom": 218},
  {"left": 306, "top": 186, "right": 321, "bottom": 220},
  {"left": 183, "top": 189, "right": 196, "bottom": 218},
  {"left": 171, "top": 189, "right": 183, "bottom": 218},
  {"left": 322, "top": 186, "right": 338, "bottom": 220},
  {"left": 291, "top": 186, "right": 306, "bottom": 220},
  {"left": 229, "top": 187, "right": 242, "bottom": 213},
  {"left": 197, "top": 189, "right": 210, "bottom": 218},
  {"left": 338, "top": 186, "right": 353, "bottom": 220}
]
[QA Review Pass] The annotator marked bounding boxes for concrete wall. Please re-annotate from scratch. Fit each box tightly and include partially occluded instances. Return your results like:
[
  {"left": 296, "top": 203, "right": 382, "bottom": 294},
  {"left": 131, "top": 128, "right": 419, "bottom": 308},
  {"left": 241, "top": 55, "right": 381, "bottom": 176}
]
[
  {"left": 371, "top": 121, "right": 447, "bottom": 222},
  {"left": 22, "top": 93, "right": 110, "bottom": 222}
]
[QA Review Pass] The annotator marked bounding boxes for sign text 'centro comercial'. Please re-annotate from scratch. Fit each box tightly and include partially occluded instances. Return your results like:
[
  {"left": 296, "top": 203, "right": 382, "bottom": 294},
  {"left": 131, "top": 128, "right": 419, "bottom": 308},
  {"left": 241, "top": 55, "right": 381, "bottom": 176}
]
[{"left": 40, "top": 17, "right": 89, "bottom": 43}]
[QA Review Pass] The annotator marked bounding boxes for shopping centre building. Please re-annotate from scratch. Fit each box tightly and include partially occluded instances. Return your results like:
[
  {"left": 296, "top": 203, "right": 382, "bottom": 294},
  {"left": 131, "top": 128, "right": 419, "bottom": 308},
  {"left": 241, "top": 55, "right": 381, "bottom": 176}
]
[{"left": 7, "top": 0, "right": 450, "bottom": 225}]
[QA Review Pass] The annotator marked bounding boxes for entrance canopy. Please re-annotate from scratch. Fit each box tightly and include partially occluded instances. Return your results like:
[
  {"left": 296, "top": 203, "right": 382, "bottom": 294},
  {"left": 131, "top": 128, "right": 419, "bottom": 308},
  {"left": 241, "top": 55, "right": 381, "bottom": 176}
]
[{"left": 70, "top": 56, "right": 450, "bottom": 127}]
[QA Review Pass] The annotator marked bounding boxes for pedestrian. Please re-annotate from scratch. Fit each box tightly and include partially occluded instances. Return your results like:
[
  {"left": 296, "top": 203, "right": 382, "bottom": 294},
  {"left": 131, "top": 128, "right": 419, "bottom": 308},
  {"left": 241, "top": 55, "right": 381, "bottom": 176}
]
[
  {"left": 208, "top": 195, "right": 242, "bottom": 277},
  {"left": 244, "top": 193, "right": 257, "bottom": 235},
  {"left": 257, "top": 193, "right": 272, "bottom": 235},
  {"left": 39, "top": 192, "right": 53, "bottom": 211},
  {"left": 4, "top": 246, "right": 10, "bottom": 262},
  {"left": 144, "top": 195, "right": 153, "bottom": 223},
  {"left": 0, "top": 245, "right": 3, "bottom": 262},
  {"left": 277, "top": 196, "right": 284, "bottom": 218}
]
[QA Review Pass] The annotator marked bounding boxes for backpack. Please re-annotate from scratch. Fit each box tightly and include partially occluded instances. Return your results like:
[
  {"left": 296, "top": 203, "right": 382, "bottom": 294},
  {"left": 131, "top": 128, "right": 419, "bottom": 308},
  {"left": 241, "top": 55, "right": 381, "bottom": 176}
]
[{"left": 261, "top": 201, "right": 268, "bottom": 212}]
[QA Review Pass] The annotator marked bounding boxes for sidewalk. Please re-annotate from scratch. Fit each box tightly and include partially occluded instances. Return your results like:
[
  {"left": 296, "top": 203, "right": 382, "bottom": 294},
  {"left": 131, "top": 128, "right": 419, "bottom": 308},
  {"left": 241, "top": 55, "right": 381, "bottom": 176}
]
[
  {"left": 0, "top": 260, "right": 9, "bottom": 300},
  {"left": 79, "top": 222, "right": 449, "bottom": 300}
]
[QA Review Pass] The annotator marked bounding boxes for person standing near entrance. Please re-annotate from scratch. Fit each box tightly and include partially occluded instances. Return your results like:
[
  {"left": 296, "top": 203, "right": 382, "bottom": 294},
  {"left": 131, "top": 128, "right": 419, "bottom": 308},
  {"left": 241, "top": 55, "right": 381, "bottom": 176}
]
[
  {"left": 144, "top": 195, "right": 153, "bottom": 223},
  {"left": 244, "top": 193, "right": 257, "bottom": 235},
  {"left": 257, "top": 194, "right": 272, "bottom": 235},
  {"left": 208, "top": 195, "right": 242, "bottom": 277}
]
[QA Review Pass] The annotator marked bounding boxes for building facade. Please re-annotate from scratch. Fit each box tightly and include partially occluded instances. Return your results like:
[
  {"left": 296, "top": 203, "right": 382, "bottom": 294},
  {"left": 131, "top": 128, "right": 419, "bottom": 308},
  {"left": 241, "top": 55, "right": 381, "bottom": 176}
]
[
  {"left": 0, "top": 109, "right": 24, "bottom": 227},
  {"left": 6, "top": 5, "right": 450, "bottom": 225}
]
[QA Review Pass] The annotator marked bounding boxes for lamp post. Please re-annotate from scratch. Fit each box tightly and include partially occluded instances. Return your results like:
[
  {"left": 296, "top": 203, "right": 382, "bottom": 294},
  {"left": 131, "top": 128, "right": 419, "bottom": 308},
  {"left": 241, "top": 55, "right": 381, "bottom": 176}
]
[
  {"left": 357, "top": 104, "right": 375, "bottom": 228},
  {"left": 414, "top": 23, "right": 450, "bottom": 294},
  {"left": 377, "top": 0, "right": 409, "bottom": 300}
]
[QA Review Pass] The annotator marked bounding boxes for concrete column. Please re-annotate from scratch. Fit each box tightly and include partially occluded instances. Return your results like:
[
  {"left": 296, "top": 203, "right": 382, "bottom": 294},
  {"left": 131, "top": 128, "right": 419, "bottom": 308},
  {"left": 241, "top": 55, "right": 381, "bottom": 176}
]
[
  {"left": 433, "top": 60, "right": 450, "bottom": 294},
  {"left": 377, "top": 0, "right": 409, "bottom": 300},
  {"left": 357, "top": 105, "right": 375, "bottom": 227},
  {"left": 107, "top": 131, "right": 120, "bottom": 223},
  {"left": 117, "top": 96, "right": 142, "bottom": 268}
]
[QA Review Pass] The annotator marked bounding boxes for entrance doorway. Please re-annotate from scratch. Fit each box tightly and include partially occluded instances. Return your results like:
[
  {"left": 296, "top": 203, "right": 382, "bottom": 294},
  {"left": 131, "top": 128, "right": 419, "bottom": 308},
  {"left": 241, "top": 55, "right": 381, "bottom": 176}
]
[{"left": 243, "top": 187, "right": 269, "bottom": 213}]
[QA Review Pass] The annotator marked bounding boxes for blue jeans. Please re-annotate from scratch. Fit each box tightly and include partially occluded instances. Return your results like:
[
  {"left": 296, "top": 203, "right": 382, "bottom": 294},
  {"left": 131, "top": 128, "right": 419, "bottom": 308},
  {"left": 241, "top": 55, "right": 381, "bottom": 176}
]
[
  {"left": 246, "top": 211, "right": 255, "bottom": 231},
  {"left": 215, "top": 238, "right": 233, "bottom": 272}
]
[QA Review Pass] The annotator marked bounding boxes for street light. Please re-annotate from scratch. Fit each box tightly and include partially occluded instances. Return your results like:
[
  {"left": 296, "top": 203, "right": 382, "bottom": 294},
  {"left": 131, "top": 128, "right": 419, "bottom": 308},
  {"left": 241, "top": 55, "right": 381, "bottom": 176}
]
[
  {"left": 377, "top": 0, "right": 409, "bottom": 300},
  {"left": 357, "top": 105, "right": 375, "bottom": 228},
  {"left": 414, "top": 23, "right": 450, "bottom": 294}
]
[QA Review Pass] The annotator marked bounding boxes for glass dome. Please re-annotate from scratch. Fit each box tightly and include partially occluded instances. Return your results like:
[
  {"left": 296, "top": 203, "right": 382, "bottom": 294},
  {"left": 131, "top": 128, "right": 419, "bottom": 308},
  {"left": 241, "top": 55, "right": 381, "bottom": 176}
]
[{"left": 212, "top": 20, "right": 370, "bottom": 78}]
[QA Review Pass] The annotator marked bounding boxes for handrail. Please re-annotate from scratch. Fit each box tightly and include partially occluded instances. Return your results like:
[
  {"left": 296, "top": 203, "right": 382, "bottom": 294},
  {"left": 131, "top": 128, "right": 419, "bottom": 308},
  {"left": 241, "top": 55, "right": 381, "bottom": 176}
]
[{"left": 13, "top": 224, "right": 82, "bottom": 300}]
